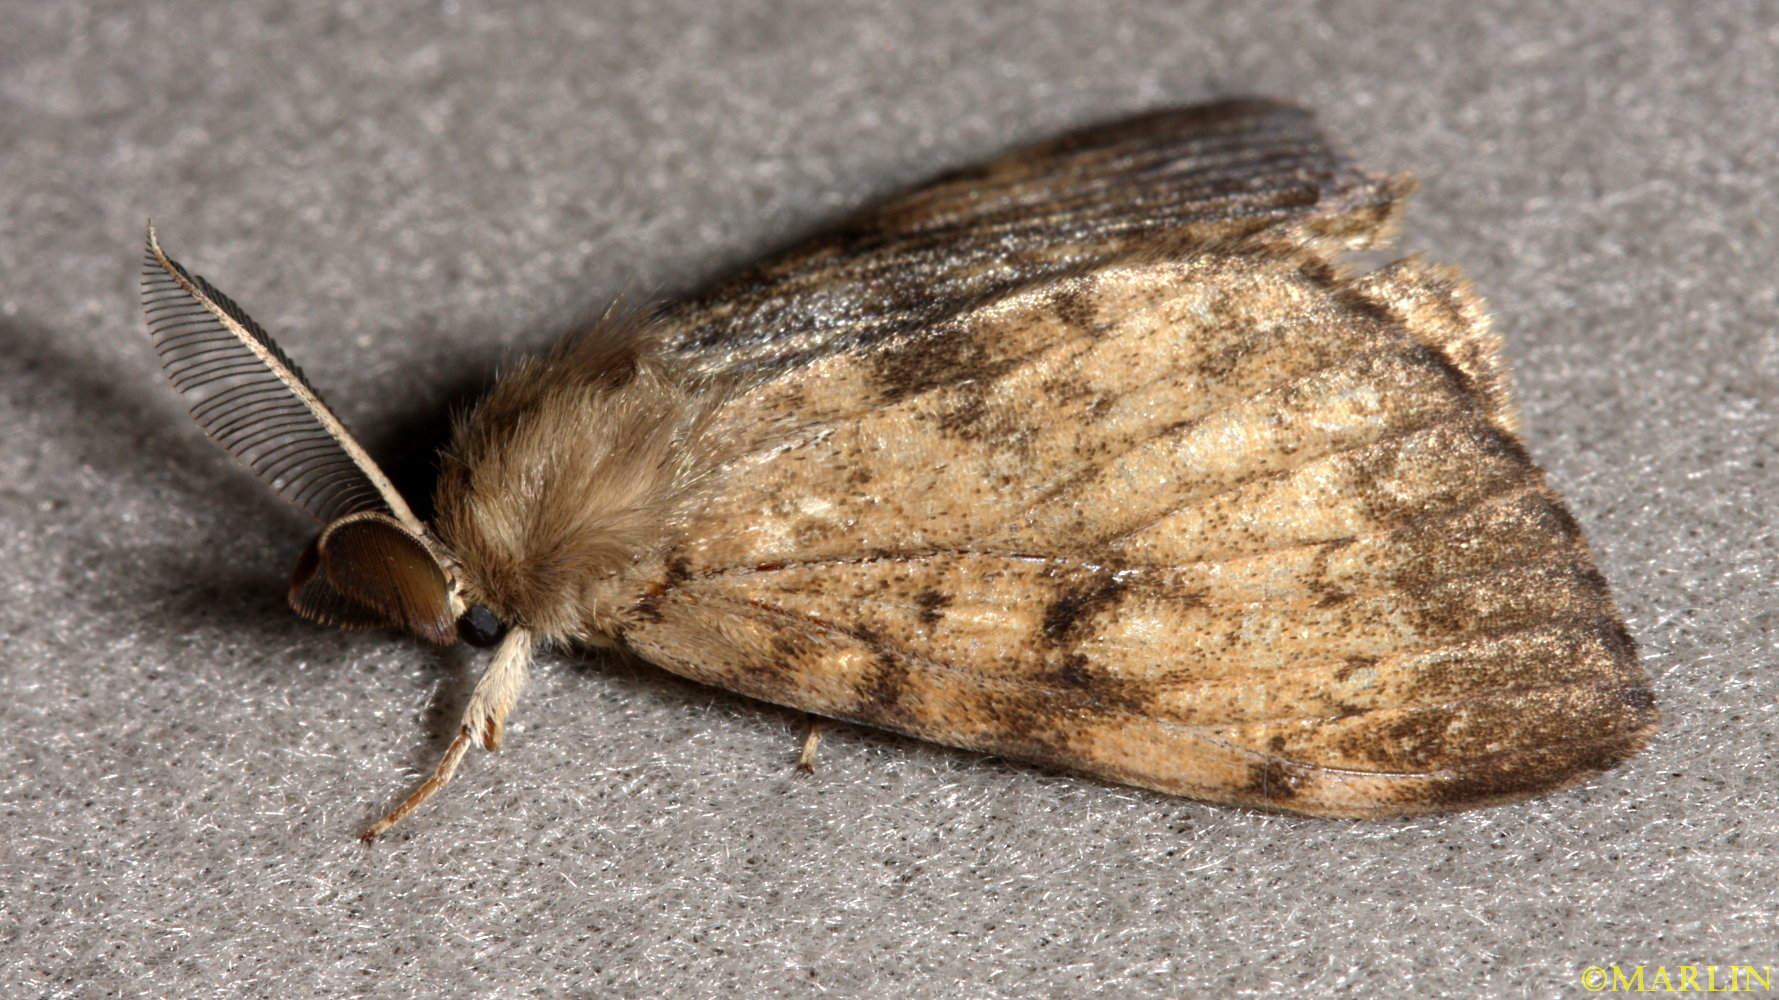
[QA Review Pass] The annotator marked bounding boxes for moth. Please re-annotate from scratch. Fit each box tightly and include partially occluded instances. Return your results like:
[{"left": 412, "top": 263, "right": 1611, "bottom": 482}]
[{"left": 141, "top": 99, "right": 1658, "bottom": 839}]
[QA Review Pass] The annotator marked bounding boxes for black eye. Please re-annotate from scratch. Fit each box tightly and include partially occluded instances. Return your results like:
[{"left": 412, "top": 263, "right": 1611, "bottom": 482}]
[{"left": 458, "top": 604, "right": 508, "bottom": 648}]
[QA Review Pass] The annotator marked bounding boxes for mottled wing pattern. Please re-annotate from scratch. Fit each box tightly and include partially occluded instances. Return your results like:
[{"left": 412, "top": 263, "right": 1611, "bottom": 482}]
[
  {"left": 660, "top": 98, "right": 1409, "bottom": 376},
  {"left": 620, "top": 248, "right": 1656, "bottom": 817}
]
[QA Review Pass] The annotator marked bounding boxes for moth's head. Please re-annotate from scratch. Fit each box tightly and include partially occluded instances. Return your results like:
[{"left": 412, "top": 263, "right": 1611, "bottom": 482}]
[{"left": 141, "top": 225, "right": 508, "bottom": 649}]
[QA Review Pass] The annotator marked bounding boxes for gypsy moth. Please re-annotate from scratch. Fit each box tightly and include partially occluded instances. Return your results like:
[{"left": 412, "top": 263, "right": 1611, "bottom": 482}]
[{"left": 140, "top": 99, "right": 1657, "bottom": 839}]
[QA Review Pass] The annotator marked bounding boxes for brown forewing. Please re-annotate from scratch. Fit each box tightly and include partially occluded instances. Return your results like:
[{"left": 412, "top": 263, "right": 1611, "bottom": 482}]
[
  {"left": 616, "top": 246, "right": 1657, "bottom": 818},
  {"left": 660, "top": 98, "right": 1411, "bottom": 378}
]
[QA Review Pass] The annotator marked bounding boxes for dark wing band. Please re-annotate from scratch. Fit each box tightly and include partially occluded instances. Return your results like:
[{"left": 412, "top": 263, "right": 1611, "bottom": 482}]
[{"left": 661, "top": 98, "right": 1409, "bottom": 376}]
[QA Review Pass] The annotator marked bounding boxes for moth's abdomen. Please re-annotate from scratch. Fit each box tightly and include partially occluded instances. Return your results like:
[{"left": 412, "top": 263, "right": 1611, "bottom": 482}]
[{"left": 621, "top": 249, "right": 1656, "bottom": 817}]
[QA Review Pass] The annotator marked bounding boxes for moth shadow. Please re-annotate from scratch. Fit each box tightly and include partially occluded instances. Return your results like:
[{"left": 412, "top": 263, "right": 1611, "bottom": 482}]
[
  {"left": 386, "top": 640, "right": 483, "bottom": 757},
  {"left": 362, "top": 365, "right": 496, "bottom": 523},
  {"left": 153, "top": 563, "right": 302, "bottom": 642},
  {"left": 0, "top": 314, "right": 264, "bottom": 506},
  {"left": 0, "top": 315, "right": 313, "bottom": 627}
]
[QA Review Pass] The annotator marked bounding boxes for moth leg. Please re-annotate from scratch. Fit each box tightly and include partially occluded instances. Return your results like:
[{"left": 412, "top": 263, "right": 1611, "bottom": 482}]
[
  {"left": 361, "top": 628, "right": 535, "bottom": 841},
  {"left": 458, "top": 626, "right": 536, "bottom": 753},
  {"left": 795, "top": 716, "right": 825, "bottom": 774}
]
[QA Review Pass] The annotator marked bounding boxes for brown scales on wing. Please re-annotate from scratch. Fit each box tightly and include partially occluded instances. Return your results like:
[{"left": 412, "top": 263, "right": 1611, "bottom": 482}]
[
  {"left": 607, "top": 241, "right": 1655, "bottom": 818},
  {"left": 660, "top": 99, "right": 1412, "bottom": 375}
]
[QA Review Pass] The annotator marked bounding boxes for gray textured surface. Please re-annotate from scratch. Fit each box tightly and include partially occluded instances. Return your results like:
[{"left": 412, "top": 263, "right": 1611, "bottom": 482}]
[{"left": 2, "top": 2, "right": 1774, "bottom": 997}]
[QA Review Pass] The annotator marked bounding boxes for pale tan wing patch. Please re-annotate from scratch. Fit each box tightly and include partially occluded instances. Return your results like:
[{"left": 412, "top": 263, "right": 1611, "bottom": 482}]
[
  {"left": 621, "top": 251, "right": 1655, "bottom": 817},
  {"left": 700, "top": 254, "right": 1461, "bottom": 565}
]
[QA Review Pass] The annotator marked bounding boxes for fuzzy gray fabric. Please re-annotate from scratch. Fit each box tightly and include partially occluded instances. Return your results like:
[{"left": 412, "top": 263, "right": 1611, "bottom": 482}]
[{"left": 2, "top": 3, "right": 1772, "bottom": 997}]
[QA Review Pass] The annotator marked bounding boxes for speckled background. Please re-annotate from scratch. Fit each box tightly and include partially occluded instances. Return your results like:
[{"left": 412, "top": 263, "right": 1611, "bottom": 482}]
[{"left": 2, "top": 3, "right": 1773, "bottom": 997}]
